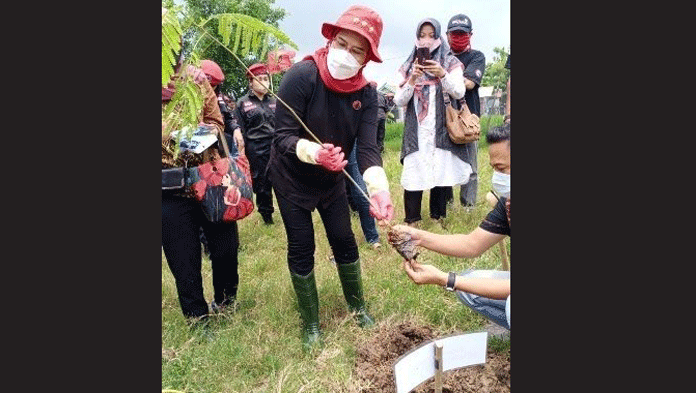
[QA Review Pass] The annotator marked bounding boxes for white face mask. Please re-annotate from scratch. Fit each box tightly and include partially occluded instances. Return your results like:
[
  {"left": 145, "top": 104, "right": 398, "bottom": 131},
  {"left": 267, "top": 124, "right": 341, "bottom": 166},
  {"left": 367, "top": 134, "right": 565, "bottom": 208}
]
[
  {"left": 492, "top": 171, "right": 510, "bottom": 198},
  {"left": 327, "top": 47, "right": 362, "bottom": 80},
  {"left": 416, "top": 37, "right": 441, "bottom": 52}
]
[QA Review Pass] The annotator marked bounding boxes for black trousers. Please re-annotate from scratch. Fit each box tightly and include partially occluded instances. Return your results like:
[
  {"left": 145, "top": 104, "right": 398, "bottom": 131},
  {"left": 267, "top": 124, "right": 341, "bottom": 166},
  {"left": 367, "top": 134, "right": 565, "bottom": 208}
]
[
  {"left": 246, "top": 138, "right": 274, "bottom": 217},
  {"left": 162, "top": 193, "right": 239, "bottom": 318},
  {"left": 376, "top": 118, "right": 386, "bottom": 153},
  {"left": 404, "top": 186, "right": 451, "bottom": 223},
  {"left": 275, "top": 189, "right": 359, "bottom": 277}
]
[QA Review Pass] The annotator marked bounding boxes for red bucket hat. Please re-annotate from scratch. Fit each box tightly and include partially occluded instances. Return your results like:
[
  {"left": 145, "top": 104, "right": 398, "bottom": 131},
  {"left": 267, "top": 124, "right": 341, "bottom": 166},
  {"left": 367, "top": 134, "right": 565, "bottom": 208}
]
[
  {"left": 321, "top": 5, "right": 383, "bottom": 63},
  {"left": 246, "top": 63, "right": 269, "bottom": 78},
  {"left": 200, "top": 60, "right": 225, "bottom": 87}
]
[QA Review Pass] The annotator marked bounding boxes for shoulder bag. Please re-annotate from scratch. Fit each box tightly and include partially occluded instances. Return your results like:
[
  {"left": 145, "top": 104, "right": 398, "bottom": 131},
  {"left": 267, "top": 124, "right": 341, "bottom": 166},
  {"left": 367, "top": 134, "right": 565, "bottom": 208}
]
[{"left": 443, "top": 92, "right": 480, "bottom": 144}]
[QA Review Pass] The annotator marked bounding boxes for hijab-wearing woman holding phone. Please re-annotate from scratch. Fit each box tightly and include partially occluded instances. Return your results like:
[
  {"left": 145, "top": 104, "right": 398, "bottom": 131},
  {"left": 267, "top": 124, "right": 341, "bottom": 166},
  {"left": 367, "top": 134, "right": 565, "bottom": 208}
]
[{"left": 394, "top": 18, "right": 472, "bottom": 227}]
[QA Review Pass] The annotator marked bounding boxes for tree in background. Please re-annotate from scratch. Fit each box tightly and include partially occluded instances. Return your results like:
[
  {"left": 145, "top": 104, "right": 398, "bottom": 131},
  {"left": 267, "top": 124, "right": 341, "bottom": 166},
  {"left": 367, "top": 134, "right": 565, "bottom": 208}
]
[
  {"left": 481, "top": 47, "right": 509, "bottom": 92},
  {"left": 182, "top": 0, "right": 290, "bottom": 99}
]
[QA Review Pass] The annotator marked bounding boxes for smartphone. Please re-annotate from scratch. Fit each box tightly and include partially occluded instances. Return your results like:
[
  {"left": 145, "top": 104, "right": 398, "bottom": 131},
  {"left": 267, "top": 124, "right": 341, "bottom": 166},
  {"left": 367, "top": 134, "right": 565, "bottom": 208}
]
[{"left": 415, "top": 47, "right": 431, "bottom": 65}]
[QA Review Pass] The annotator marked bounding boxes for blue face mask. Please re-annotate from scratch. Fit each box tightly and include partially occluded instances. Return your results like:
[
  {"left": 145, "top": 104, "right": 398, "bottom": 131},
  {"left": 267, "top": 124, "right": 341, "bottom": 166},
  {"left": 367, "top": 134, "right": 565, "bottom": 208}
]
[{"left": 492, "top": 171, "right": 510, "bottom": 198}]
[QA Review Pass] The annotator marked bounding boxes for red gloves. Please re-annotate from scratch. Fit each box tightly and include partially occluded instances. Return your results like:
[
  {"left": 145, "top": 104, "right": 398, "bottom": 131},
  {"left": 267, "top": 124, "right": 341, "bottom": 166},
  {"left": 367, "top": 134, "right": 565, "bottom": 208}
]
[
  {"left": 315, "top": 143, "right": 347, "bottom": 172},
  {"left": 369, "top": 190, "right": 394, "bottom": 221}
]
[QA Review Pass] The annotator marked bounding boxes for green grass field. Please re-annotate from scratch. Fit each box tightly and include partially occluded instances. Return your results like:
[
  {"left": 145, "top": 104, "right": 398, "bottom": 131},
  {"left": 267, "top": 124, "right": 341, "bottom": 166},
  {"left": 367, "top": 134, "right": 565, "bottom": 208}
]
[{"left": 162, "top": 115, "right": 508, "bottom": 392}]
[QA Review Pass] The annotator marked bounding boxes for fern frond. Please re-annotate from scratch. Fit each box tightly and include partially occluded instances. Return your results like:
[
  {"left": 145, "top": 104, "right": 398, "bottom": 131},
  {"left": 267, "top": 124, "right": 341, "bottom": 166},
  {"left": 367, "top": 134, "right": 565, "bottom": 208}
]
[
  {"left": 161, "top": 6, "right": 183, "bottom": 86},
  {"left": 201, "top": 13, "right": 297, "bottom": 59},
  {"left": 217, "top": 14, "right": 233, "bottom": 47},
  {"left": 242, "top": 26, "right": 252, "bottom": 57},
  {"left": 232, "top": 24, "right": 242, "bottom": 54},
  {"left": 161, "top": 74, "right": 203, "bottom": 139},
  {"left": 260, "top": 34, "right": 269, "bottom": 62}
]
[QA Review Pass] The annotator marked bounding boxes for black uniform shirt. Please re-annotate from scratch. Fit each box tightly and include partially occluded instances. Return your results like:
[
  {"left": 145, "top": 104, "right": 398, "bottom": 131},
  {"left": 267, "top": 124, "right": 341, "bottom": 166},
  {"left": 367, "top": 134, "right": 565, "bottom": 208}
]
[
  {"left": 234, "top": 92, "right": 277, "bottom": 140},
  {"left": 452, "top": 49, "right": 486, "bottom": 117},
  {"left": 269, "top": 59, "right": 382, "bottom": 210},
  {"left": 479, "top": 197, "right": 510, "bottom": 236}
]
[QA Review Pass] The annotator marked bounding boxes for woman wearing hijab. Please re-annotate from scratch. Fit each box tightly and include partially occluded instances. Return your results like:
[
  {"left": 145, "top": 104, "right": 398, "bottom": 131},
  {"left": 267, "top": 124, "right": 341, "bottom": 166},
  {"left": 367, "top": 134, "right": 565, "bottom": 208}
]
[
  {"left": 394, "top": 18, "right": 471, "bottom": 227},
  {"left": 268, "top": 5, "right": 394, "bottom": 350}
]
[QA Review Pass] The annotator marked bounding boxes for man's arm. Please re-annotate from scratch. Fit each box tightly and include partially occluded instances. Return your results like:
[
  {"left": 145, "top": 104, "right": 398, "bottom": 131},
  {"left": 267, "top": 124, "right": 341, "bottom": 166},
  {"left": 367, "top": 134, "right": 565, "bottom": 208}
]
[
  {"left": 403, "top": 261, "right": 510, "bottom": 299},
  {"left": 463, "top": 51, "right": 486, "bottom": 91},
  {"left": 200, "top": 81, "right": 224, "bottom": 134}
]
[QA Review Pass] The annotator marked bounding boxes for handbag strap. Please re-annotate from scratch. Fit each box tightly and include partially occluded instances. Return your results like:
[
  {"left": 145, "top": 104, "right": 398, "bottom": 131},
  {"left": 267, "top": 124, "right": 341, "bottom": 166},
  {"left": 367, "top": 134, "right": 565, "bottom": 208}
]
[
  {"left": 440, "top": 83, "right": 466, "bottom": 109},
  {"left": 216, "top": 127, "right": 233, "bottom": 159}
]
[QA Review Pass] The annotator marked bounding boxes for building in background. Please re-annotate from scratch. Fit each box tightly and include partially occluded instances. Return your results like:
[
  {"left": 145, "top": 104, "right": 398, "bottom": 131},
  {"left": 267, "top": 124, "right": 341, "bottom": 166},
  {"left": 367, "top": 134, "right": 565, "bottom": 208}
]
[
  {"left": 378, "top": 83, "right": 403, "bottom": 123},
  {"left": 478, "top": 86, "right": 506, "bottom": 116}
]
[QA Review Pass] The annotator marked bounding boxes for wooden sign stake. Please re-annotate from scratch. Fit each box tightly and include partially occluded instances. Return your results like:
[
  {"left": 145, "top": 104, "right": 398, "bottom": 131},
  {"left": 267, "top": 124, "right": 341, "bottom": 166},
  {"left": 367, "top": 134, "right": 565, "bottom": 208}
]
[{"left": 434, "top": 341, "right": 443, "bottom": 393}]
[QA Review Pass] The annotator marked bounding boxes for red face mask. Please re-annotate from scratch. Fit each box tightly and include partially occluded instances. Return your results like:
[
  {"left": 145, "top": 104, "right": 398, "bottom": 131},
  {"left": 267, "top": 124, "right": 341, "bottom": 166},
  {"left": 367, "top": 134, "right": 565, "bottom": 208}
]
[{"left": 449, "top": 32, "right": 471, "bottom": 53}]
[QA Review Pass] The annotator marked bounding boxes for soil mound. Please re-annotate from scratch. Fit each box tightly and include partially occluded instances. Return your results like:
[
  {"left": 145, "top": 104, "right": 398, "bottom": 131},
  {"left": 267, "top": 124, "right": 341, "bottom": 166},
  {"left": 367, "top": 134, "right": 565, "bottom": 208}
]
[{"left": 354, "top": 321, "right": 510, "bottom": 392}]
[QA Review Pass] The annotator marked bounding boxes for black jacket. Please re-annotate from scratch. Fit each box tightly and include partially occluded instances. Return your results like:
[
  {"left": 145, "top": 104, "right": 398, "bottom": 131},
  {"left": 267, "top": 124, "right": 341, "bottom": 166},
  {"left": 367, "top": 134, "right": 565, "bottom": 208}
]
[
  {"left": 269, "top": 59, "right": 382, "bottom": 210},
  {"left": 234, "top": 92, "right": 276, "bottom": 141}
]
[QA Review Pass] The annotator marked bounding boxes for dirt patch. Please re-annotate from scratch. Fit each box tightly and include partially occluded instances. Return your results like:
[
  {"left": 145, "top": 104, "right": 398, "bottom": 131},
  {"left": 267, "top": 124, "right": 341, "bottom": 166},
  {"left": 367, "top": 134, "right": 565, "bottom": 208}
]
[{"left": 355, "top": 321, "right": 510, "bottom": 392}]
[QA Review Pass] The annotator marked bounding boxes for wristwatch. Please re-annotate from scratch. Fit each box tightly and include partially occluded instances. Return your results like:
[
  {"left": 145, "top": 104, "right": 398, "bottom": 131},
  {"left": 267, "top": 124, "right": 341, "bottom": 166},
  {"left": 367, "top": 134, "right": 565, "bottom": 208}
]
[{"left": 445, "top": 272, "right": 456, "bottom": 292}]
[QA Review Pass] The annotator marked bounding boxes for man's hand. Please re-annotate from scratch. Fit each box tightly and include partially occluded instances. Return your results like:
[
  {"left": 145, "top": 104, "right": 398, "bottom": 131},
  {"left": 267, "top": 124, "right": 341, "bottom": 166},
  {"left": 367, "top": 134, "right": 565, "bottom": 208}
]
[
  {"left": 391, "top": 224, "right": 421, "bottom": 245},
  {"left": 233, "top": 128, "right": 244, "bottom": 152},
  {"left": 315, "top": 143, "right": 347, "bottom": 172},
  {"left": 369, "top": 190, "right": 394, "bottom": 224},
  {"left": 403, "top": 260, "right": 447, "bottom": 286}
]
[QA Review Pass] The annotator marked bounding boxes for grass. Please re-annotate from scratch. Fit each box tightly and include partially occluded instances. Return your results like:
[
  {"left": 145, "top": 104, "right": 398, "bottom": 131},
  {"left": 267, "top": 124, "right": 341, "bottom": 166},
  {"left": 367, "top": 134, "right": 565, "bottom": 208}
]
[{"left": 162, "top": 116, "right": 509, "bottom": 392}]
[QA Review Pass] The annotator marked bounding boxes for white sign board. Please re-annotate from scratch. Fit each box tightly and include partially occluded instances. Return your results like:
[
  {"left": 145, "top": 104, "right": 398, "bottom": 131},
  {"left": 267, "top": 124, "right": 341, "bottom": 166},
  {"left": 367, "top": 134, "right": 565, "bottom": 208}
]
[
  {"left": 171, "top": 126, "right": 219, "bottom": 154},
  {"left": 393, "top": 331, "right": 488, "bottom": 393}
]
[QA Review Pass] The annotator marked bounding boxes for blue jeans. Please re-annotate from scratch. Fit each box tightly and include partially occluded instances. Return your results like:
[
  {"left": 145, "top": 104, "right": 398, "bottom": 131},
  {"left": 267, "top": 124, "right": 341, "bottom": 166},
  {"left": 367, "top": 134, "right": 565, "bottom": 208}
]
[
  {"left": 345, "top": 143, "right": 380, "bottom": 244},
  {"left": 455, "top": 269, "right": 510, "bottom": 330},
  {"left": 459, "top": 141, "right": 478, "bottom": 206}
]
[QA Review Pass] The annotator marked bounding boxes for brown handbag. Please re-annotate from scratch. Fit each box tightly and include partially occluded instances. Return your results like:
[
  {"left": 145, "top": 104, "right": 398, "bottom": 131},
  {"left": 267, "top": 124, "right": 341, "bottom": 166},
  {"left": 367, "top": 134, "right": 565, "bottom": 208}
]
[{"left": 444, "top": 93, "right": 480, "bottom": 144}]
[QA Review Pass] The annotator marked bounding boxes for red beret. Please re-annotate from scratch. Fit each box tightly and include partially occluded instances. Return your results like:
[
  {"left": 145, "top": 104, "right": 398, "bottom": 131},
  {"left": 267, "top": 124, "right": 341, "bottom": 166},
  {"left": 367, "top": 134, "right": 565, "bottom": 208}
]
[
  {"left": 246, "top": 63, "right": 269, "bottom": 78},
  {"left": 200, "top": 60, "right": 225, "bottom": 87}
]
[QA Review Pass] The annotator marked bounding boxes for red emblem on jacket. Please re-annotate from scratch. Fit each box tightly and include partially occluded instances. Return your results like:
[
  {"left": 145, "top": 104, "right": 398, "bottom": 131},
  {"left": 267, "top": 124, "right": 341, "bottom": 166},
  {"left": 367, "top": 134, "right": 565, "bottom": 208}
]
[{"left": 352, "top": 100, "right": 362, "bottom": 110}]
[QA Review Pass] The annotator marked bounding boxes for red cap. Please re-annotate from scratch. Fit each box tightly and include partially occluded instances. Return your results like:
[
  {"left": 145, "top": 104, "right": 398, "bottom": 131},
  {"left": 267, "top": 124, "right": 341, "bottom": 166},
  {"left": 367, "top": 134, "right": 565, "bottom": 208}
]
[
  {"left": 246, "top": 63, "right": 269, "bottom": 78},
  {"left": 321, "top": 5, "right": 383, "bottom": 63},
  {"left": 200, "top": 60, "right": 225, "bottom": 87}
]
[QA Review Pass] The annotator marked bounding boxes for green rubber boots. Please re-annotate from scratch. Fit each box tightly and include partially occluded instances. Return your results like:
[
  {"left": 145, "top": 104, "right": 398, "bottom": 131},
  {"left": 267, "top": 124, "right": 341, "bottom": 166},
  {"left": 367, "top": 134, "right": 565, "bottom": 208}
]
[
  {"left": 336, "top": 259, "right": 375, "bottom": 328},
  {"left": 289, "top": 269, "right": 322, "bottom": 350},
  {"left": 290, "top": 259, "right": 374, "bottom": 350}
]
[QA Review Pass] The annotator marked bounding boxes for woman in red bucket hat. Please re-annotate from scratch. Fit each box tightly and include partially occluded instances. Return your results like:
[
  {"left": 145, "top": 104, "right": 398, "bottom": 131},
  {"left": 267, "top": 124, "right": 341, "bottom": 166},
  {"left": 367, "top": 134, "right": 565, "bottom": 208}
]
[{"left": 267, "top": 4, "right": 394, "bottom": 350}]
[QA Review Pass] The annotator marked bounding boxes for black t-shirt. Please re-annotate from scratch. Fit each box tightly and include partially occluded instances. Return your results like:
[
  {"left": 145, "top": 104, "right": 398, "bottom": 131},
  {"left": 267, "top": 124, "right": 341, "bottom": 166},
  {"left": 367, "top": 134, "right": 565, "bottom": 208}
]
[
  {"left": 479, "top": 197, "right": 510, "bottom": 236},
  {"left": 268, "top": 59, "right": 382, "bottom": 210},
  {"left": 451, "top": 49, "right": 486, "bottom": 117}
]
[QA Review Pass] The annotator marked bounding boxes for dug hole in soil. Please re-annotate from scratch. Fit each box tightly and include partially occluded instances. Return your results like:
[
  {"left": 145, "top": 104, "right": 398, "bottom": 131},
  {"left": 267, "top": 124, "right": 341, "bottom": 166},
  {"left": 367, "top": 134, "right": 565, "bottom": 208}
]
[{"left": 354, "top": 321, "right": 510, "bottom": 392}]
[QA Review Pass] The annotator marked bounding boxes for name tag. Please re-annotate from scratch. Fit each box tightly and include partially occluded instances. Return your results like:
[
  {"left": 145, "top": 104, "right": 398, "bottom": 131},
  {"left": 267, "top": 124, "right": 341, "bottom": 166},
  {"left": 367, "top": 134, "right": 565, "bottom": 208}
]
[{"left": 243, "top": 101, "right": 257, "bottom": 112}]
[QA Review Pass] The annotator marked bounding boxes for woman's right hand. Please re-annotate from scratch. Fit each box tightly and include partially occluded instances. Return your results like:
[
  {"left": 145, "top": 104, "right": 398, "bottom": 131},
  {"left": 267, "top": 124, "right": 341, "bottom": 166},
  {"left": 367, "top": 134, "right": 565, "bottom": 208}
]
[{"left": 408, "top": 63, "right": 424, "bottom": 85}]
